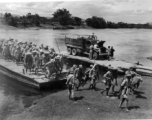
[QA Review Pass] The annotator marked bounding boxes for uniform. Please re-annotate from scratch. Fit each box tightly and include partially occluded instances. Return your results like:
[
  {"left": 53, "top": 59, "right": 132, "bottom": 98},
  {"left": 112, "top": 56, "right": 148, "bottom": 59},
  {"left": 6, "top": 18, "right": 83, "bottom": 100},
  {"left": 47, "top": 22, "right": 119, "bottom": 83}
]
[
  {"left": 104, "top": 71, "right": 113, "bottom": 88},
  {"left": 24, "top": 52, "right": 33, "bottom": 73},
  {"left": 89, "top": 68, "right": 98, "bottom": 90},
  {"left": 66, "top": 73, "right": 75, "bottom": 100},
  {"left": 44, "top": 59, "right": 55, "bottom": 79},
  {"left": 119, "top": 77, "right": 131, "bottom": 112},
  {"left": 54, "top": 56, "right": 63, "bottom": 74},
  {"left": 74, "top": 67, "right": 84, "bottom": 90},
  {"left": 89, "top": 45, "right": 93, "bottom": 60},
  {"left": 107, "top": 47, "right": 111, "bottom": 61},
  {"left": 103, "top": 70, "right": 113, "bottom": 96},
  {"left": 131, "top": 76, "right": 142, "bottom": 89}
]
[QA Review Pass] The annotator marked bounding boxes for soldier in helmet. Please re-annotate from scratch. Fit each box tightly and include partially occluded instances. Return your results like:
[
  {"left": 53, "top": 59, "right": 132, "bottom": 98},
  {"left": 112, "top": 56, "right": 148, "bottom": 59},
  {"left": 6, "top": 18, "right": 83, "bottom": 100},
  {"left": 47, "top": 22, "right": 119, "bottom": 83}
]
[
  {"left": 103, "top": 65, "right": 114, "bottom": 98},
  {"left": 119, "top": 74, "right": 132, "bottom": 112},
  {"left": 66, "top": 64, "right": 77, "bottom": 101},
  {"left": 54, "top": 55, "right": 63, "bottom": 74},
  {"left": 74, "top": 64, "right": 85, "bottom": 90},
  {"left": 89, "top": 63, "right": 99, "bottom": 90},
  {"left": 91, "top": 33, "right": 96, "bottom": 40},
  {"left": 89, "top": 45, "right": 93, "bottom": 60},
  {"left": 44, "top": 59, "right": 55, "bottom": 79},
  {"left": 66, "top": 72, "right": 75, "bottom": 101}
]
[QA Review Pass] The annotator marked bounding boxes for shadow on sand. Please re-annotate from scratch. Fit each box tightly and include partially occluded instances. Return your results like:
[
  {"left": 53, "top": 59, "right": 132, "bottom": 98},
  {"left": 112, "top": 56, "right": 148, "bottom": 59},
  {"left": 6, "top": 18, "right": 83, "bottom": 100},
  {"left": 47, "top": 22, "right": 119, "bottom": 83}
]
[
  {"left": 134, "top": 90, "right": 147, "bottom": 99},
  {"left": 128, "top": 106, "right": 140, "bottom": 110},
  {"left": 75, "top": 96, "right": 84, "bottom": 101}
]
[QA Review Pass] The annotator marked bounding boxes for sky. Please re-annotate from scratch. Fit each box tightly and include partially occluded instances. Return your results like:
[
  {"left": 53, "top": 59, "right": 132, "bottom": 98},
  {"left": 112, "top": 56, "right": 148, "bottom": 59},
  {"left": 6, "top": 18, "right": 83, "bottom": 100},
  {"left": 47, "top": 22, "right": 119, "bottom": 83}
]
[{"left": 0, "top": 0, "right": 152, "bottom": 23}]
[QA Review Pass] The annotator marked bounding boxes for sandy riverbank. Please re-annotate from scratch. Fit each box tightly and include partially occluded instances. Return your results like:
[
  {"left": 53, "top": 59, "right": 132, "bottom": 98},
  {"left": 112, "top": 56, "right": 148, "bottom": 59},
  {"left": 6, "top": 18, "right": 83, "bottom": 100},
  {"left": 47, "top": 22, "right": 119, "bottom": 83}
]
[{"left": 5, "top": 75, "right": 152, "bottom": 120}]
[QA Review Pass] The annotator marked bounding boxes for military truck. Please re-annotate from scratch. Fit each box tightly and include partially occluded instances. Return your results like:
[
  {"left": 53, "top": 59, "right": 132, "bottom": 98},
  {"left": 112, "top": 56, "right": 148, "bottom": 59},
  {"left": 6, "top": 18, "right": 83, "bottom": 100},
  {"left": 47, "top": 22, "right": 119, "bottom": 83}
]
[{"left": 65, "top": 34, "right": 108, "bottom": 60}]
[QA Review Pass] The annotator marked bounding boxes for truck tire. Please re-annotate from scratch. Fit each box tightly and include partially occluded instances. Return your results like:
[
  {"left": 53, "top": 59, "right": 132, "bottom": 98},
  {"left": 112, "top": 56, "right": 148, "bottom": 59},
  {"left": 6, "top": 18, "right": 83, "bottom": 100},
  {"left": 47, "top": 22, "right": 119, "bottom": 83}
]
[
  {"left": 67, "top": 47, "right": 72, "bottom": 55},
  {"left": 93, "top": 52, "right": 98, "bottom": 60},
  {"left": 72, "top": 48, "right": 77, "bottom": 56}
]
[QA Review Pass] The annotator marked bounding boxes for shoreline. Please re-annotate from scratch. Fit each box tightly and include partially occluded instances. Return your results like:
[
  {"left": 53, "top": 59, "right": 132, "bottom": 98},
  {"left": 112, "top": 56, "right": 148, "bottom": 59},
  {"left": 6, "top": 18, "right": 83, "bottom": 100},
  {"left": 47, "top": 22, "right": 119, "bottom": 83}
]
[{"left": 5, "top": 75, "right": 152, "bottom": 120}]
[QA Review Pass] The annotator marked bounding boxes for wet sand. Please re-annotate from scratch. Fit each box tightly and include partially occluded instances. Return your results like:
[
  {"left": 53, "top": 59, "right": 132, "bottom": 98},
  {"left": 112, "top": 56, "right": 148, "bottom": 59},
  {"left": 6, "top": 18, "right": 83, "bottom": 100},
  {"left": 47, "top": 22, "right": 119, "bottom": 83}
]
[{"left": 5, "top": 75, "right": 152, "bottom": 120}]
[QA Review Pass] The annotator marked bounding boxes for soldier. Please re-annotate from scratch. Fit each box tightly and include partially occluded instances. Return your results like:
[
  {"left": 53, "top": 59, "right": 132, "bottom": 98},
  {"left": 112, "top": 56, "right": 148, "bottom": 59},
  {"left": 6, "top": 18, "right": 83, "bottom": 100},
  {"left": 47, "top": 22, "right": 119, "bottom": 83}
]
[
  {"left": 110, "top": 46, "right": 115, "bottom": 59},
  {"left": 74, "top": 64, "right": 85, "bottom": 90},
  {"left": 66, "top": 73, "right": 75, "bottom": 101},
  {"left": 107, "top": 46, "right": 111, "bottom": 61},
  {"left": 32, "top": 51, "right": 40, "bottom": 75},
  {"left": 24, "top": 49, "right": 33, "bottom": 73},
  {"left": 49, "top": 48, "right": 56, "bottom": 58},
  {"left": 91, "top": 33, "right": 96, "bottom": 40},
  {"left": 44, "top": 59, "right": 55, "bottom": 79},
  {"left": 125, "top": 67, "right": 139, "bottom": 80},
  {"left": 54, "top": 55, "right": 63, "bottom": 74},
  {"left": 89, "top": 45, "right": 93, "bottom": 60},
  {"left": 89, "top": 64, "right": 99, "bottom": 90},
  {"left": 39, "top": 51, "right": 44, "bottom": 68},
  {"left": 83, "top": 64, "right": 94, "bottom": 86},
  {"left": 119, "top": 74, "right": 132, "bottom": 112},
  {"left": 111, "top": 68, "right": 118, "bottom": 93},
  {"left": 103, "top": 66, "right": 114, "bottom": 98},
  {"left": 43, "top": 50, "right": 50, "bottom": 64},
  {"left": 131, "top": 75, "right": 143, "bottom": 90}
]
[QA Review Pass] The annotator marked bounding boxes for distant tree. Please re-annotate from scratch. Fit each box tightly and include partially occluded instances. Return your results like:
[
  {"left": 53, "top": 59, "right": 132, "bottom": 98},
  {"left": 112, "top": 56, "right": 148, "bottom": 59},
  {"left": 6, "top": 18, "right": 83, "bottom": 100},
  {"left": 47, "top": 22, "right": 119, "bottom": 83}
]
[
  {"left": 52, "top": 8, "right": 72, "bottom": 25},
  {"left": 33, "top": 14, "right": 40, "bottom": 26},
  {"left": 107, "top": 21, "right": 118, "bottom": 28},
  {"left": 9, "top": 17, "right": 17, "bottom": 27},
  {"left": 21, "top": 15, "right": 27, "bottom": 27},
  {"left": 73, "top": 17, "right": 82, "bottom": 26},
  {"left": 85, "top": 18, "right": 92, "bottom": 26},
  {"left": 85, "top": 16, "right": 107, "bottom": 28}
]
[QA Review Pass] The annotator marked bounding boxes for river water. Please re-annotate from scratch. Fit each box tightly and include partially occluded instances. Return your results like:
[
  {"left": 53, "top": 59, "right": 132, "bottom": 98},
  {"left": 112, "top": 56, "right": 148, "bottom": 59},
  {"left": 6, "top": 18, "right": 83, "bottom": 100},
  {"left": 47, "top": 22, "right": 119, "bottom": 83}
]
[
  {"left": 1, "top": 28, "right": 152, "bottom": 66},
  {"left": 0, "top": 28, "right": 152, "bottom": 119}
]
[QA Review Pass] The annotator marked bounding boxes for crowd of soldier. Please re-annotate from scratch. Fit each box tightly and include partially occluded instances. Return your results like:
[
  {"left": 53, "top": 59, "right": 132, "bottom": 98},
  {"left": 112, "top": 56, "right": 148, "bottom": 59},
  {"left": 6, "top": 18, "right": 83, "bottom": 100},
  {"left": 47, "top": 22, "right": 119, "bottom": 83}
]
[
  {"left": 66, "top": 63, "right": 143, "bottom": 112},
  {"left": 0, "top": 38, "right": 63, "bottom": 79}
]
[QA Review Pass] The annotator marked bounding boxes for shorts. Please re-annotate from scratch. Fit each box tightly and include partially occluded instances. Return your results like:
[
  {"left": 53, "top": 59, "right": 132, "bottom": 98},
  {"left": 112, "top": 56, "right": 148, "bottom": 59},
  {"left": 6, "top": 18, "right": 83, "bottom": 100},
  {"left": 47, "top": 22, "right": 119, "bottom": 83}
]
[
  {"left": 105, "top": 81, "right": 111, "bottom": 89},
  {"left": 67, "top": 84, "right": 73, "bottom": 90}
]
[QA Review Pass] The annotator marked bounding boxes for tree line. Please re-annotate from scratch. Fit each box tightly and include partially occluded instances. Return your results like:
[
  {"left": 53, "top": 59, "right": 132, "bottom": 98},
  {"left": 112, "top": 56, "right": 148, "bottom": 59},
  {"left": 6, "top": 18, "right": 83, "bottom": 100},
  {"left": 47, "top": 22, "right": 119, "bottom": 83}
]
[{"left": 3, "top": 8, "right": 152, "bottom": 29}]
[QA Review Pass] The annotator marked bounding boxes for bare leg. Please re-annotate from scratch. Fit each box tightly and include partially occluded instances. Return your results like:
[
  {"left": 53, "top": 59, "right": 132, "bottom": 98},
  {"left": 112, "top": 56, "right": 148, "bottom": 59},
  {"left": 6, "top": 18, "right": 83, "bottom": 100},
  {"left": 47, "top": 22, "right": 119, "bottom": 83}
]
[
  {"left": 125, "top": 99, "right": 129, "bottom": 111},
  {"left": 106, "top": 87, "right": 110, "bottom": 97},
  {"left": 119, "top": 98, "right": 125, "bottom": 108},
  {"left": 112, "top": 86, "right": 114, "bottom": 93}
]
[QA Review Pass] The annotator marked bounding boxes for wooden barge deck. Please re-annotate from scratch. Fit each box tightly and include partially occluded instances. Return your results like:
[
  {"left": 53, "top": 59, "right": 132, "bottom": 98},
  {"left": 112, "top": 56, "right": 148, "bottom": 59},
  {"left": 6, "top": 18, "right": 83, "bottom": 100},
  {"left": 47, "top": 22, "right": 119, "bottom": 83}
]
[
  {"left": 0, "top": 58, "right": 67, "bottom": 89},
  {"left": 63, "top": 54, "right": 152, "bottom": 76}
]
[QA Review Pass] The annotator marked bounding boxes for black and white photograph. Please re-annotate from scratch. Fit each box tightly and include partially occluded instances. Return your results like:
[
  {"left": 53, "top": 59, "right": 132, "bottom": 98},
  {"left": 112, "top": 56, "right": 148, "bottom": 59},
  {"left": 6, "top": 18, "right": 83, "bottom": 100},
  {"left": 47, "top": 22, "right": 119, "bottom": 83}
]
[{"left": 0, "top": 0, "right": 152, "bottom": 119}]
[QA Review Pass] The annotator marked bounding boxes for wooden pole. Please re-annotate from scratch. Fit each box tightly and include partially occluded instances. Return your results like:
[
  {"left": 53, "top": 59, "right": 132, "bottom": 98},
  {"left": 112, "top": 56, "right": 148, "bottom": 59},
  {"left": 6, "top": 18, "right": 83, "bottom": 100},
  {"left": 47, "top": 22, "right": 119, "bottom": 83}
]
[{"left": 55, "top": 38, "right": 60, "bottom": 53}]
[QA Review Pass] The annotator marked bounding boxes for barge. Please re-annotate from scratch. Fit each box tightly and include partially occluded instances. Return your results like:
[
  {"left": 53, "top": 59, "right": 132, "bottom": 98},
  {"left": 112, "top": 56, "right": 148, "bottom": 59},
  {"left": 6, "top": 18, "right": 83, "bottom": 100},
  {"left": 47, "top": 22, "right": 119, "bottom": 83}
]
[{"left": 0, "top": 58, "right": 67, "bottom": 90}]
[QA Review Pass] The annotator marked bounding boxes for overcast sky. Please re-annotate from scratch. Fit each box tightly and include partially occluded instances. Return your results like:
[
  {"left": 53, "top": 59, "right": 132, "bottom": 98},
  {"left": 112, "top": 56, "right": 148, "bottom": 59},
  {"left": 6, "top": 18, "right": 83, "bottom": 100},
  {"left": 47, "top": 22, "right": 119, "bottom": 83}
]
[{"left": 0, "top": 0, "right": 152, "bottom": 23}]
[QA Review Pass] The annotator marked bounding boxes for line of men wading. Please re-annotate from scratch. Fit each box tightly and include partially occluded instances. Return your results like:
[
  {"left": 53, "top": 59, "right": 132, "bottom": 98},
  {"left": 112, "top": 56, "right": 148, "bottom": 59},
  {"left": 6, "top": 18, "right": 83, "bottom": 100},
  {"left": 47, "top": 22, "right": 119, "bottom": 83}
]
[
  {"left": 0, "top": 38, "right": 63, "bottom": 79},
  {"left": 66, "top": 63, "right": 143, "bottom": 112}
]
